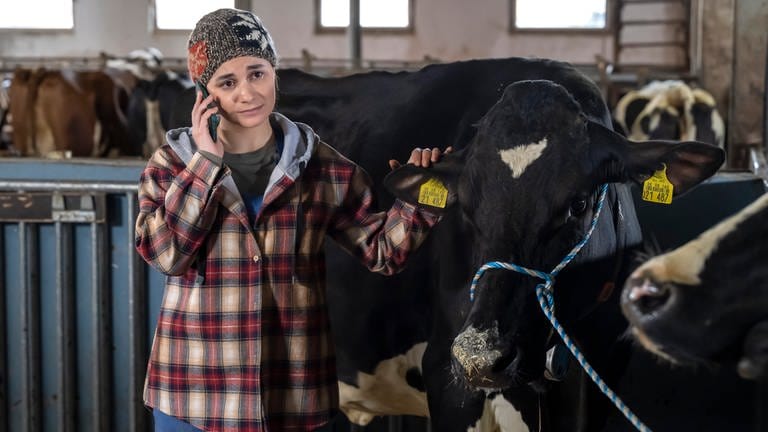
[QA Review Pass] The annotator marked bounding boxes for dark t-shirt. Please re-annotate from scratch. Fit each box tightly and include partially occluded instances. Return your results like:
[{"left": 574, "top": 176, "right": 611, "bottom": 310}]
[{"left": 224, "top": 138, "right": 277, "bottom": 222}]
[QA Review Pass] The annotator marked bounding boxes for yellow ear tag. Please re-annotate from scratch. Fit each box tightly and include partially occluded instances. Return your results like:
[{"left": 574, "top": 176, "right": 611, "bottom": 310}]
[
  {"left": 642, "top": 164, "right": 674, "bottom": 204},
  {"left": 418, "top": 178, "right": 448, "bottom": 208}
]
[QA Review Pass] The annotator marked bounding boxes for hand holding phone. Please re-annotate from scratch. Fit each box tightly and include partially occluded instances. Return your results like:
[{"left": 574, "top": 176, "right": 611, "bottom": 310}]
[{"left": 195, "top": 81, "right": 220, "bottom": 142}]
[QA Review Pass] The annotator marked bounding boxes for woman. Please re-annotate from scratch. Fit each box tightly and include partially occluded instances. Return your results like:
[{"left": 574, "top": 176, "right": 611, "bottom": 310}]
[{"left": 135, "top": 8, "right": 449, "bottom": 432}]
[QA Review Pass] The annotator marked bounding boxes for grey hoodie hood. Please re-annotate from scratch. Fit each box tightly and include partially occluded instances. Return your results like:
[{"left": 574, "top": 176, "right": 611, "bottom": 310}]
[{"left": 164, "top": 112, "right": 317, "bottom": 199}]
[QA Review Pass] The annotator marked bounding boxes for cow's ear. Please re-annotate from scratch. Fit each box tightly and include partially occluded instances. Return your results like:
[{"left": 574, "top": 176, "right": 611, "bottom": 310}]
[
  {"left": 588, "top": 120, "right": 725, "bottom": 196},
  {"left": 383, "top": 153, "right": 463, "bottom": 213}
]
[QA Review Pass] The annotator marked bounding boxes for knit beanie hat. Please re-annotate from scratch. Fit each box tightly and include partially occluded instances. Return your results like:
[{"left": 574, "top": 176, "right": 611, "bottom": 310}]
[{"left": 187, "top": 8, "right": 278, "bottom": 85}]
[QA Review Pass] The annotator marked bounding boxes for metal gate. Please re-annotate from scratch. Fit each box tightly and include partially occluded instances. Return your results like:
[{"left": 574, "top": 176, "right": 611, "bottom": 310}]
[
  {"left": 0, "top": 158, "right": 427, "bottom": 432},
  {"left": 0, "top": 158, "right": 162, "bottom": 432}
]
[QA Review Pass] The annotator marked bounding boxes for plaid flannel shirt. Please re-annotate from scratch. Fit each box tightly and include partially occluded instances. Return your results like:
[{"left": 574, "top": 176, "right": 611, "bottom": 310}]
[{"left": 135, "top": 115, "right": 439, "bottom": 432}]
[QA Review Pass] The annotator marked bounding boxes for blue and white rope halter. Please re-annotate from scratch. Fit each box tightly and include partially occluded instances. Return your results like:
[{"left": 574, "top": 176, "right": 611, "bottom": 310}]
[{"left": 469, "top": 184, "right": 651, "bottom": 432}]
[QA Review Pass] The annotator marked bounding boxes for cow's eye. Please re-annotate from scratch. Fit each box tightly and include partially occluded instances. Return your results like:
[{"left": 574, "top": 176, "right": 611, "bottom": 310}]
[{"left": 570, "top": 198, "right": 588, "bottom": 216}]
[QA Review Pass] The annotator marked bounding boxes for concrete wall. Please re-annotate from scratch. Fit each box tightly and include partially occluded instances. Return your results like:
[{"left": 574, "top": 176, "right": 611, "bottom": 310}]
[
  {"left": 693, "top": 0, "right": 768, "bottom": 169},
  {"left": 729, "top": 0, "right": 768, "bottom": 167},
  {"left": 699, "top": 0, "right": 735, "bottom": 124}
]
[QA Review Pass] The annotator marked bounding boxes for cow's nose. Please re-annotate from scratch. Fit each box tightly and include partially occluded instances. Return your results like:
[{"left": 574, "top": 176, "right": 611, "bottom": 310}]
[
  {"left": 451, "top": 327, "right": 518, "bottom": 387},
  {"left": 624, "top": 277, "right": 672, "bottom": 315}
]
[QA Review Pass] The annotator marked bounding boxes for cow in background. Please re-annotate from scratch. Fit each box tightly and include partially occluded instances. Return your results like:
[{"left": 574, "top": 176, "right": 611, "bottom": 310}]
[
  {"left": 687, "top": 88, "right": 726, "bottom": 146},
  {"left": 6, "top": 48, "right": 191, "bottom": 158},
  {"left": 106, "top": 48, "right": 193, "bottom": 157},
  {"left": 130, "top": 70, "right": 191, "bottom": 157},
  {"left": 622, "top": 191, "right": 768, "bottom": 381},
  {"left": 0, "top": 75, "right": 13, "bottom": 155},
  {"left": 8, "top": 67, "right": 136, "bottom": 157},
  {"left": 614, "top": 80, "right": 725, "bottom": 148}
]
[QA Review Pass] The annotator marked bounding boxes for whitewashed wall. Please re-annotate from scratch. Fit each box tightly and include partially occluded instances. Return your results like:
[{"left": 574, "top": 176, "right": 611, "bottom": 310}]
[{"left": 0, "top": 0, "right": 616, "bottom": 65}]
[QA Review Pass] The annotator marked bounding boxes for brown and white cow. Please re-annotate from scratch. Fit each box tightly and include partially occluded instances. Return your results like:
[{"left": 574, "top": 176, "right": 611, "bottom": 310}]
[{"left": 9, "top": 67, "right": 137, "bottom": 158}]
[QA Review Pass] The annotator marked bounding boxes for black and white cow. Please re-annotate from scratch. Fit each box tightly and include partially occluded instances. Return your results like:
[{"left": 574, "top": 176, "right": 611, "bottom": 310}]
[
  {"left": 270, "top": 61, "right": 633, "bottom": 429},
  {"left": 127, "top": 70, "right": 192, "bottom": 157},
  {"left": 383, "top": 79, "right": 723, "bottom": 431},
  {"left": 622, "top": 191, "right": 768, "bottom": 381},
  {"left": 0, "top": 74, "right": 13, "bottom": 155},
  {"left": 688, "top": 88, "right": 726, "bottom": 148},
  {"left": 169, "top": 59, "right": 724, "bottom": 430},
  {"left": 107, "top": 48, "right": 193, "bottom": 157},
  {"left": 613, "top": 80, "right": 725, "bottom": 148}
]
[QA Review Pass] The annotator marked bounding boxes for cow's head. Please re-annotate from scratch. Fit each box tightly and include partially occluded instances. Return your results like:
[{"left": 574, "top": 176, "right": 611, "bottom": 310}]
[
  {"left": 386, "top": 80, "right": 724, "bottom": 390},
  {"left": 622, "top": 193, "right": 768, "bottom": 380}
]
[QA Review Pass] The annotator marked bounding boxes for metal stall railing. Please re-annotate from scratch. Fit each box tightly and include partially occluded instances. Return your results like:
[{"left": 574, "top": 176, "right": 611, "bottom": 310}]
[
  {"left": 0, "top": 158, "right": 160, "bottom": 432},
  {"left": 0, "top": 158, "right": 428, "bottom": 432}
]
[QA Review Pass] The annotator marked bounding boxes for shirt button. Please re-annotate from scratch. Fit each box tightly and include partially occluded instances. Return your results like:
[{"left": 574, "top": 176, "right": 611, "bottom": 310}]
[{"left": 253, "top": 255, "right": 260, "bottom": 263}]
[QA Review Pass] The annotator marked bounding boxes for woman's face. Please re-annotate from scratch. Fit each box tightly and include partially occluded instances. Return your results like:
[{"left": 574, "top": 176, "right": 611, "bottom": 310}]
[{"left": 207, "top": 56, "right": 276, "bottom": 130}]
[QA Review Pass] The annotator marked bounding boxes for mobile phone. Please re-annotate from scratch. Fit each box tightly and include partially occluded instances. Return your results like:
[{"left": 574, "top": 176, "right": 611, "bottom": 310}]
[{"left": 195, "top": 80, "right": 220, "bottom": 142}]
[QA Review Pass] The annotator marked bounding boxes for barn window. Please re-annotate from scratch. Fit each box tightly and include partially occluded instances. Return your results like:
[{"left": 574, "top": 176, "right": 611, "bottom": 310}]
[
  {"left": 511, "top": 0, "right": 608, "bottom": 31},
  {"left": 0, "top": 0, "right": 74, "bottom": 29},
  {"left": 154, "top": 0, "right": 237, "bottom": 30},
  {"left": 317, "top": 0, "right": 412, "bottom": 31}
]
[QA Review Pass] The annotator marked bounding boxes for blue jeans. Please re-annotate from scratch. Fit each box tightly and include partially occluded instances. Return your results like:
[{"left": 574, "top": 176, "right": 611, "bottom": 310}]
[
  {"left": 153, "top": 409, "right": 337, "bottom": 431},
  {"left": 153, "top": 410, "right": 204, "bottom": 432}
]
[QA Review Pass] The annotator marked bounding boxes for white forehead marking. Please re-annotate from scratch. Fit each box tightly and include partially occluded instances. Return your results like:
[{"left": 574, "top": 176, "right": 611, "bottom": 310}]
[
  {"left": 632, "top": 192, "right": 768, "bottom": 285},
  {"left": 498, "top": 138, "right": 548, "bottom": 179}
]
